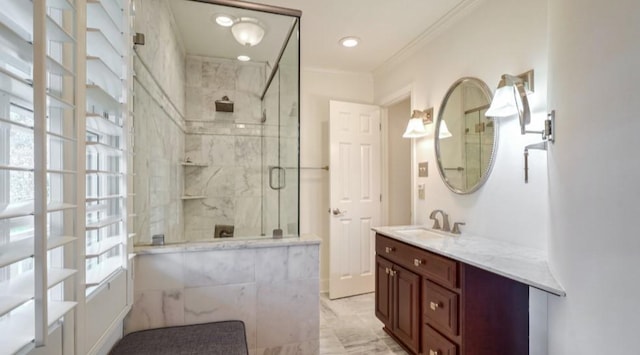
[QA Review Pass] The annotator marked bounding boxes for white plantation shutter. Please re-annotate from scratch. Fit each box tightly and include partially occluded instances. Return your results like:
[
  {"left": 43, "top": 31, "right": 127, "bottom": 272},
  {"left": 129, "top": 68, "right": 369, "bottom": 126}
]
[
  {"left": 84, "top": 0, "right": 129, "bottom": 295},
  {"left": 0, "top": 0, "right": 79, "bottom": 352}
]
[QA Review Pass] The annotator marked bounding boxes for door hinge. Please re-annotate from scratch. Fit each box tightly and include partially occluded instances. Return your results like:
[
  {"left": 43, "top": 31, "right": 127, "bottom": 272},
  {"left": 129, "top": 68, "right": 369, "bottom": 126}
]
[
  {"left": 379, "top": 123, "right": 382, "bottom": 131},
  {"left": 380, "top": 194, "right": 382, "bottom": 202}
]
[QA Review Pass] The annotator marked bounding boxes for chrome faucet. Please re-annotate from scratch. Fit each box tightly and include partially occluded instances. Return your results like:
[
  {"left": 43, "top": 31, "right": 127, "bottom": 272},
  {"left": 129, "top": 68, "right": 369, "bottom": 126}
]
[
  {"left": 429, "top": 210, "right": 450, "bottom": 232},
  {"left": 451, "top": 222, "right": 465, "bottom": 235}
]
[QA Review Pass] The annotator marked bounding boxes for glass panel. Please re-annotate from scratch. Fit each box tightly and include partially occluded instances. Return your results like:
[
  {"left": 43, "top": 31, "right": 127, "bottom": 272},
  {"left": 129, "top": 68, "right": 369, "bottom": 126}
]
[
  {"left": 278, "top": 21, "right": 299, "bottom": 237},
  {"left": 262, "top": 67, "right": 280, "bottom": 236},
  {"left": 261, "top": 20, "right": 299, "bottom": 238},
  {"left": 132, "top": 1, "right": 300, "bottom": 242}
]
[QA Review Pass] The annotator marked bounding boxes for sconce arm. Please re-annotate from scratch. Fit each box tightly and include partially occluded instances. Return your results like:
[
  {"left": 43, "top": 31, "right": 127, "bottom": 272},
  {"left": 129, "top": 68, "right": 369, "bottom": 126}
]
[{"left": 524, "top": 141, "right": 548, "bottom": 183}]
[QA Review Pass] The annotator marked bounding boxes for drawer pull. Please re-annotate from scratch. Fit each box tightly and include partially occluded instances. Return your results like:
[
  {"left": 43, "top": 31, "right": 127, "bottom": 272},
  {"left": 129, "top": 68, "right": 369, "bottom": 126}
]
[
  {"left": 429, "top": 350, "right": 440, "bottom": 355},
  {"left": 413, "top": 258, "right": 423, "bottom": 266},
  {"left": 390, "top": 270, "right": 397, "bottom": 277},
  {"left": 430, "top": 301, "right": 440, "bottom": 311},
  {"left": 385, "top": 246, "right": 395, "bottom": 253}
]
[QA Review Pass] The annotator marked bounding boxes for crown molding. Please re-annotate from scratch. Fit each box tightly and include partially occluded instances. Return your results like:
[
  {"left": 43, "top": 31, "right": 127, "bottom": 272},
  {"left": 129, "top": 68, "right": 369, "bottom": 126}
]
[
  {"left": 302, "top": 66, "right": 374, "bottom": 77},
  {"left": 373, "top": 0, "right": 484, "bottom": 77}
]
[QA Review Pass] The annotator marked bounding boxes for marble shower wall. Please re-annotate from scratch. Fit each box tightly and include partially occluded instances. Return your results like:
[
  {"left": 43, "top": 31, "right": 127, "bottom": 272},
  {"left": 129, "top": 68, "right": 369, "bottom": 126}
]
[
  {"left": 125, "top": 241, "right": 321, "bottom": 355},
  {"left": 183, "top": 56, "right": 273, "bottom": 240},
  {"left": 133, "top": 0, "right": 186, "bottom": 112},
  {"left": 133, "top": 0, "right": 186, "bottom": 245}
]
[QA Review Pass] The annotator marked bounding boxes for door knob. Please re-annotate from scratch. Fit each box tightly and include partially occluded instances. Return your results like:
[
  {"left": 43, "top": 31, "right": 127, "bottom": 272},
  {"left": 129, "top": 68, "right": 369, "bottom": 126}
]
[{"left": 331, "top": 208, "right": 346, "bottom": 216}]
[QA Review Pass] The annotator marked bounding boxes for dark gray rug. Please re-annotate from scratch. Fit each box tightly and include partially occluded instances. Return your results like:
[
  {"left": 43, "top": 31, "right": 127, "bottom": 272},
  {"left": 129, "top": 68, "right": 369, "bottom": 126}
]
[{"left": 109, "top": 321, "right": 249, "bottom": 355}]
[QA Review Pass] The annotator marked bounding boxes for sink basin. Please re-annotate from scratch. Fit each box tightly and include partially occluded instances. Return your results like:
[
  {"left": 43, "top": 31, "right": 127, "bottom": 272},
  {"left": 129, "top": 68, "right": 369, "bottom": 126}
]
[{"left": 389, "top": 226, "right": 449, "bottom": 238}]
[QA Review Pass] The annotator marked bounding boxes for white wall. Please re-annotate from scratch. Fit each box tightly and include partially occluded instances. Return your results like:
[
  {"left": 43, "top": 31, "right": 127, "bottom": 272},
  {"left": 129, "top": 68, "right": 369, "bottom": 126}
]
[
  {"left": 386, "top": 98, "right": 412, "bottom": 225},
  {"left": 372, "top": 0, "right": 549, "bottom": 353},
  {"left": 299, "top": 68, "right": 374, "bottom": 291},
  {"left": 547, "top": 0, "right": 640, "bottom": 353},
  {"left": 374, "top": 0, "right": 549, "bottom": 250}
]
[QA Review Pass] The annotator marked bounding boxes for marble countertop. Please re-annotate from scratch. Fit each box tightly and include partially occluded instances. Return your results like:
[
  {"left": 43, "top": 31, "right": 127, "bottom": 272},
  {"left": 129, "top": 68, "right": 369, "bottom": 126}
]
[
  {"left": 134, "top": 234, "right": 321, "bottom": 255},
  {"left": 373, "top": 225, "right": 565, "bottom": 297}
]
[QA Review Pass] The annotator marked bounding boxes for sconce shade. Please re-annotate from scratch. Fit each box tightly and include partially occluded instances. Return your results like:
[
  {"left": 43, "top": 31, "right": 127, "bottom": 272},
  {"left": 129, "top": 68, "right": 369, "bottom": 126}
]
[
  {"left": 231, "top": 18, "right": 265, "bottom": 46},
  {"left": 485, "top": 85, "right": 519, "bottom": 117},
  {"left": 485, "top": 72, "right": 532, "bottom": 135},
  {"left": 403, "top": 118, "right": 428, "bottom": 138},
  {"left": 438, "top": 120, "right": 453, "bottom": 139}
]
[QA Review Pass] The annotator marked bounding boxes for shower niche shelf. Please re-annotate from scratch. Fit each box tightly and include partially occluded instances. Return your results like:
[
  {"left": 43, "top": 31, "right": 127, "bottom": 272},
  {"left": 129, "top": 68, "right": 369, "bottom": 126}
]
[
  {"left": 181, "top": 195, "right": 206, "bottom": 200},
  {"left": 181, "top": 161, "right": 207, "bottom": 200},
  {"left": 181, "top": 161, "right": 207, "bottom": 167}
]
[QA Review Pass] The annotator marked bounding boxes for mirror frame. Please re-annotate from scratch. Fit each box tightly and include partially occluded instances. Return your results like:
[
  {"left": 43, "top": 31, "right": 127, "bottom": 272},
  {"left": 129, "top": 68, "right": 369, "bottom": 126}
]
[{"left": 435, "top": 77, "right": 498, "bottom": 194}]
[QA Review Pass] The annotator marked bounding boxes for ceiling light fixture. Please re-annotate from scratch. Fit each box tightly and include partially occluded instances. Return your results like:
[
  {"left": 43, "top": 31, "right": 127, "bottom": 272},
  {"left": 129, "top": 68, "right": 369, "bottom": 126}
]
[
  {"left": 237, "top": 55, "right": 251, "bottom": 62},
  {"left": 340, "top": 37, "right": 359, "bottom": 48},
  {"left": 214, "top": 14, "right": 234, "bottom": 27},
  {"left": 231, "top": 17, "right": 266, "bottom": 47}
]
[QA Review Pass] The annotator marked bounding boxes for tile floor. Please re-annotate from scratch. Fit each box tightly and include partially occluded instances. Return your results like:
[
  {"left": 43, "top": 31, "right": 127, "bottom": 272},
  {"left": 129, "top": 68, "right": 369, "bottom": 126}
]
[{"left": 320, "top": 292, "right": 409, "bottom": 355}]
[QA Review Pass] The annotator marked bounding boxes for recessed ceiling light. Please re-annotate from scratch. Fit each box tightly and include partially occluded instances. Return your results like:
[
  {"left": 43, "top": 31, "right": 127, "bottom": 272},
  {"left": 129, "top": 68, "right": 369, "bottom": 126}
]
[
  {"left": 237, "top": 55, "right": 251, "bottom": 62},
  {"left": 214, "top": 14, "right": 234, "bottom": 27},
  {"left": 340, "top": 37, "right": 359, "bottom": 48}
]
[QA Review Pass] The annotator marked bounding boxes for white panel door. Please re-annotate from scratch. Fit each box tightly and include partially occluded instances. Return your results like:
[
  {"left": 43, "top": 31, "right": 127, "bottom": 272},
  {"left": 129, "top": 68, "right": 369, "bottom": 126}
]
[{"left": 329, "top": 100, "right": 381, "bottom": 299}]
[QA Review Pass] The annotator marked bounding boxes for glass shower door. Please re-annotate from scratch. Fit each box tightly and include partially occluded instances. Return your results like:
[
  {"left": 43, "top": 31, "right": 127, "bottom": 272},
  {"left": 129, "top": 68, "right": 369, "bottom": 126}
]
[{"left": 262, "top": 21, "right": 299, "bottom": 237}]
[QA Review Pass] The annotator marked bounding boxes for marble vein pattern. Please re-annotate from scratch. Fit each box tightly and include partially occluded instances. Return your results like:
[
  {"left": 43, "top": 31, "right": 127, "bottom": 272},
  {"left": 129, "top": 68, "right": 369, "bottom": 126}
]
[
  {"left": 133, "top": 0, "right": 186, "bottom": 114},
  {"left": 320, "top": 293, "right": 408, "bottom": 355},
  {"left": 182, "top": 55, "right": 281, "bottom": 241},
  {"left": 125, "top": 239, "right": 320, "bottom": 355},
  {"left": 133, "top": 77, "right": 185, "bottom": 245},
  {"left": 132, "top": 0, "right": 187, "bottom": 246},
  {"left": 373, "top": 225, "right": 566, "bottom": 296}
]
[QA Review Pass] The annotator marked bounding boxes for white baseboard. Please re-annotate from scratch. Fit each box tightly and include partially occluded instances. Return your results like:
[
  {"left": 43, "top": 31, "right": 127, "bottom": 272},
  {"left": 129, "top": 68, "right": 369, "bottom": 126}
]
[{"left": 320, "top": 278, "right": 329, "bottom": 293}]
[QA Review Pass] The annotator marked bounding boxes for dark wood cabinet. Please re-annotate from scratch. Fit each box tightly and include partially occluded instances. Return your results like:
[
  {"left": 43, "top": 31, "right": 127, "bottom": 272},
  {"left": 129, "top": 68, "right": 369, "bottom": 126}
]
[
  {"left": 375, "top": 255, "right": 420, "bottom": 354},
  {"left": 375, "top": 233, "right": 529, "bottom": 355},
  {"left": 375, "top": 256, "right": 393, "bottom": 327}
]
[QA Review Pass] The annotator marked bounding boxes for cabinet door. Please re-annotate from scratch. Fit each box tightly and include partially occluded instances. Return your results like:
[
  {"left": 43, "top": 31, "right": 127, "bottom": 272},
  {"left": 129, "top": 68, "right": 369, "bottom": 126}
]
[
  {"left": 375, "top": 256, "right": 393, "bottom": 328},
  {"left": 393, "top": 264, "right": 421, "bottom": 354}
]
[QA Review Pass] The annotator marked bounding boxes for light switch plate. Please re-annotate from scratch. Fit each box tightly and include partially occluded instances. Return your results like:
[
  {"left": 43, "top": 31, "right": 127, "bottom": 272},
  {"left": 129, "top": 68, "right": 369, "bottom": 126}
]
[
  {"left": 418, "top": 162, "right": 428, "bottom": 177},
  {"left": 418, "top": 184, "right": 425, "bottom": 200}
]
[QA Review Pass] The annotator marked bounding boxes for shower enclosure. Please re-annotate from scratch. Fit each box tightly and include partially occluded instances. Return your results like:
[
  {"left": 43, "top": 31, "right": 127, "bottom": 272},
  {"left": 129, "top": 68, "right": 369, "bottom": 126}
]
[{"left": 132, "top": 0, "right": 301, "bottom": 244}]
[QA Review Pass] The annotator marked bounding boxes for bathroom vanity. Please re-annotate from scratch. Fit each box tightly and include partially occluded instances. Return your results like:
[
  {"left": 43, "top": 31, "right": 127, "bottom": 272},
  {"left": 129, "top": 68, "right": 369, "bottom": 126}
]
[{"left": 373, "top": 226, "right": 564, "bottom": 355}]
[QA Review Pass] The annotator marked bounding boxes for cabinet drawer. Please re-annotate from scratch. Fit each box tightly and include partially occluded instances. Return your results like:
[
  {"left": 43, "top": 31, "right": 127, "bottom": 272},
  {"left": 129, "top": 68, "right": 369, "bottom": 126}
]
[
  {"left": 423, "top": 325, "right": 457, "bottom": 355},
  {"left": 376, "top": 233, "right": 458, "bottom": 288},
  {"left": 423, "top": 280, "right": 459, "bottom": 336},
  {"left": 409, "top": 249, "right": 458, "bottom": 289},
  {"left": 376, "top": 234, "right": 411, "bottom": 265}
]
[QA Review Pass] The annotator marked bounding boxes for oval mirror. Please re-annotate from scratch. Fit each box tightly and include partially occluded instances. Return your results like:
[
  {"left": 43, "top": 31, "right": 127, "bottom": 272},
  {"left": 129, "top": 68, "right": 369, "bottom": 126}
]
[{"left": 435, "top": 77, "right": 497, "bottom": 194}]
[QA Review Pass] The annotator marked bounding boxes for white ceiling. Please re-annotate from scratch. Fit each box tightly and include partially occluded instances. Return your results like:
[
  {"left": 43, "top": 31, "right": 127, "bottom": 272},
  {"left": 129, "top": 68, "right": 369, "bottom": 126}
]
[{"left": 170, "top": 0, "right": 469, "bottom": 73}]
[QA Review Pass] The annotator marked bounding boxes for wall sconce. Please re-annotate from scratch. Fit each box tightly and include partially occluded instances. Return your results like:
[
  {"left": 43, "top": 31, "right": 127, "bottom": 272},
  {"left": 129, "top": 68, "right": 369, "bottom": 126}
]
[
  {"left": 485, "top": 69, "right": 555, "bottom": 183},
  {"left": 402, "top": 108, "right": 433, "bottom": 138}
]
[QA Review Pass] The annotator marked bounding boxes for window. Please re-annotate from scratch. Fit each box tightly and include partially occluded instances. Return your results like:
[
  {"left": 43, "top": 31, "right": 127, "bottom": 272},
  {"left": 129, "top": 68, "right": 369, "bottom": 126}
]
[
  {"left": 0, "top": 0, "right": 78, "bottom": 352},
  {"left": 85, "top": 0, "right": 129, "bottom": 296}
]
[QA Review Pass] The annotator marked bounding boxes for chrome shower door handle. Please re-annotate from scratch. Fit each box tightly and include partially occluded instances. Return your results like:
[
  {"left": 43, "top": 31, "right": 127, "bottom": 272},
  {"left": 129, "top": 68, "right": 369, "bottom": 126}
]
[{"left": 269, "top": 166, "right": 286, "bottom": 190}]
